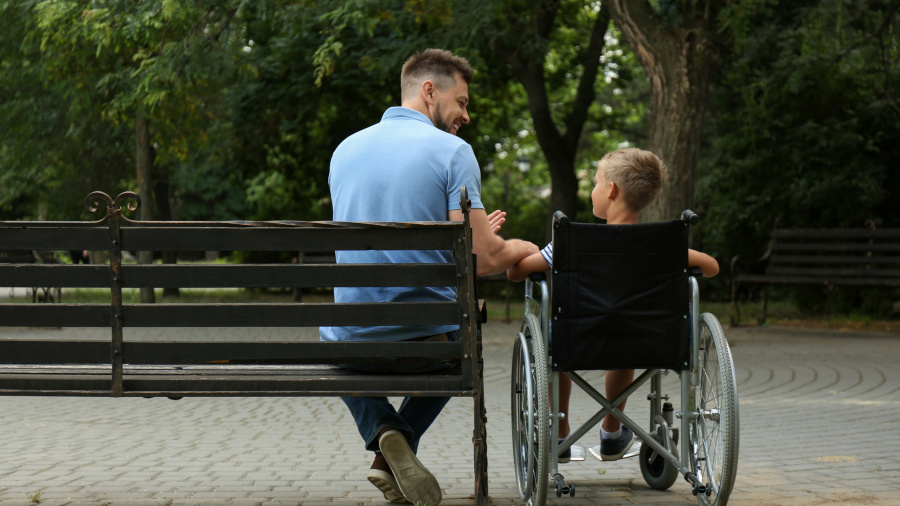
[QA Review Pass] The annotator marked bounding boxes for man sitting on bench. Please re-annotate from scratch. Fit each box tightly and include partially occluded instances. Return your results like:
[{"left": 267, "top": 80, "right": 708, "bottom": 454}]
[{"left": 320, "top": 48, "right": 538, "bottom": 505}]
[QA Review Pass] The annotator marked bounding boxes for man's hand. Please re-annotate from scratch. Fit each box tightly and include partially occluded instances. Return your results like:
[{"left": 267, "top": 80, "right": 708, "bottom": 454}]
[
  {"left": 487, "top": 210, "right": 506, "bottom": 234},
  {"left": 449, "top": 208, "right": 538, "bottom": 276}
]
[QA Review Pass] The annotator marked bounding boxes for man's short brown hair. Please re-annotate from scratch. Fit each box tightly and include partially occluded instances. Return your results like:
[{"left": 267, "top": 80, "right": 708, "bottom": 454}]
[
  {"left": 597, "top": 148, "right": 668, "bottom": 213},
  {"left": 401, "top": 49, "right": 474, "bottom": 101}
]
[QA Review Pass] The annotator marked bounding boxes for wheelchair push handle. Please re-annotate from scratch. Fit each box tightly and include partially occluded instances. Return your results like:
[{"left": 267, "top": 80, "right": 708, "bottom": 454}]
[{"left": 681, "top": 209, "right": 700, "bottom": 226}]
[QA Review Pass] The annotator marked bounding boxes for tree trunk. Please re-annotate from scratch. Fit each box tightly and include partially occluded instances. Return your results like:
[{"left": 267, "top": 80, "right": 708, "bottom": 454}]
[
  {"left": 605, "top": 0, "right": 720, "bottom": 223},
  {"left": 154, "top": 161, "right": 179, "bottom": 298},
  {"left": 135, "top": 108, "right": 156, "bottom": 304},
  {"left": 492, "top": 3, "right": 611, "bottom": 239}
]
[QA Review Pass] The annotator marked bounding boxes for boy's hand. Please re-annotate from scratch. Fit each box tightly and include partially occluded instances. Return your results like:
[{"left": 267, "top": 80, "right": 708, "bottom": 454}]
[{"left": 487, "top": 210, "right": 507, "bottom": 234}]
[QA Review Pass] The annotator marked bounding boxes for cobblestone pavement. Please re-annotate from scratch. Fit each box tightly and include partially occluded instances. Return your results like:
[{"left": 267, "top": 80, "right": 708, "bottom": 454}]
[{"left": 0, "top": 320, "right": 898, "bottom": 505}]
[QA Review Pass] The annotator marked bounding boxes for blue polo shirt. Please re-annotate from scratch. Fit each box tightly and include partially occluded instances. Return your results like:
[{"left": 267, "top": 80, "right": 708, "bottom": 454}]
[{"left": 320, "top": 107, "right": 484, "bottom": 342}]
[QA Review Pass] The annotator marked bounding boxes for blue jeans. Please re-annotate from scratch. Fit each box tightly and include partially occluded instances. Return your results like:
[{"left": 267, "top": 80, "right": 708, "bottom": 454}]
[{"left": 340, "top": 330, "right": 459, "bottom": 454}]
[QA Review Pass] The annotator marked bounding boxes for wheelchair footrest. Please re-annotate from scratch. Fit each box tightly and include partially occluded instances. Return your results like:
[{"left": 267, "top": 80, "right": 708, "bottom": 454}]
[
  {"left": 552, "top": 473, "right": 576, "bottom": 498},
  {"left": 685, "top": 472, "right": 712, "bottom": 496}
]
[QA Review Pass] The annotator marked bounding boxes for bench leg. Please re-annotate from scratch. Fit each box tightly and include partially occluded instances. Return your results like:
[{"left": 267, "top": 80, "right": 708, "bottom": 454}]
[
  {"left": 730, "top": 280, "right": 741, "bottom": 327},
  {"left": 473, "top": 328, "right": 488, "bottom": 506},
  {"left": 759, "top": 286, "right": 769, "bottom": 325}
]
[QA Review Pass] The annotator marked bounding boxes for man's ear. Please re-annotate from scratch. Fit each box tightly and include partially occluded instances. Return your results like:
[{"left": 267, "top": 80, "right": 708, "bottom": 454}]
[{"left": 422, "top": 80, "right": 436, "bottom": 104}]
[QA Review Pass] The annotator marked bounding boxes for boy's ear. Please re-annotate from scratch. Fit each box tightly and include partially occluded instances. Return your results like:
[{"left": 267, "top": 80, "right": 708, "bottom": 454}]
[{"left": 607, "top": 181, "right": 618, "bottom": 200}]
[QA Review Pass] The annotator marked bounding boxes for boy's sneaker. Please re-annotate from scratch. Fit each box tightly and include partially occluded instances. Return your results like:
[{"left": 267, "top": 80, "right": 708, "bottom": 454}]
[
  {"left": 558, "top": 438, "right": 571, "bottom": 463},
  {"left": 379, "top": 430, "right": 442, "bottom": 506},
  {"left": 597, "top": 426, "right": 635, "bottom": 461}
]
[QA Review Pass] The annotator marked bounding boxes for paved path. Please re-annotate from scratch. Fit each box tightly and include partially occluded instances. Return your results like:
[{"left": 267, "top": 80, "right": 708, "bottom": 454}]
[{"left": 0, "top": 320, "right": 898, "bottom": 505}]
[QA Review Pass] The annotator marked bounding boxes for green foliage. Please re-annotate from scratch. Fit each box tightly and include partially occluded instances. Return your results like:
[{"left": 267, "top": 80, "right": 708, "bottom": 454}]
[
  {"left": 699, "top": 0, "right": 900, "bottom": 269},
  {"left": 791, "top": 286, "right": 895, "bottom": 319}
]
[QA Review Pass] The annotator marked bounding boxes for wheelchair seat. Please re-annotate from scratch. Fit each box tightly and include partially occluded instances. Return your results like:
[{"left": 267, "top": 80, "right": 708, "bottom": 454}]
[{"left": 551, "top": 214, "right": 691, "bottom": 372}]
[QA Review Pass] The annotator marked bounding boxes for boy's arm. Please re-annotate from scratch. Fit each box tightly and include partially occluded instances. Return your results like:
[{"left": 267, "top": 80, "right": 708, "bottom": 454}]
[
  {"left": 689, "top": 249, "right": 719, "bottom": 277},
  {"left": 507, "top": 251, "right": 551, "bottom": 282}
]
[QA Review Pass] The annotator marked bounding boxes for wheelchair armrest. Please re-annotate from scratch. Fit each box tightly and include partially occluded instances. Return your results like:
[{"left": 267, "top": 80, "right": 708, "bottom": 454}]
[
  {"left": 528, "top": 272, "right": 547, "bottom": 282},
  {"left": 688, "top": 267, "right": 704, "bottom": 278}
]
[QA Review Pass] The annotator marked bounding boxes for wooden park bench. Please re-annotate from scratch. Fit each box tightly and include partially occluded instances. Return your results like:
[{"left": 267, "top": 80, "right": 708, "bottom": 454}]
[
  {"left": 730, "top": 227, "right": 900, "bottom": 325},
  {"left": 0, "top": 189, "right": 489, "bottom": 505}
]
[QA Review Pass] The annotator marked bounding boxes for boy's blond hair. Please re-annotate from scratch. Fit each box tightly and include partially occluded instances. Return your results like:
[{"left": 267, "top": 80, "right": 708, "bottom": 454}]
[
  {"left": 400, "top": 49, "right": 474, "bottom": 101},
  {"left": 597, "top": 148, "right": 668, "bottom": 213}
]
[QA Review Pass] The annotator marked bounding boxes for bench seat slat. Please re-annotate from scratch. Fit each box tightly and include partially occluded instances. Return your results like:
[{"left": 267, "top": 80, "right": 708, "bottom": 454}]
[
  {"left": 0, "top": 302, "right": 460, "bottom": 327},
  {"left": 0, "top": 341, "right": 462, "bottom": 365},
  {"left": 0, "top": 364, "right": 468, "bottom": 397},
  {"left": 0, "top": 365, "right": 471, "bottom": 397}
]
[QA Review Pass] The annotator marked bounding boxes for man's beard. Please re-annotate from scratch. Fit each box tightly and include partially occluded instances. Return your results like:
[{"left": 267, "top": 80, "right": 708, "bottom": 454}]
[{"left": 433, "top": 102, "right": 453, "bottom": 134}]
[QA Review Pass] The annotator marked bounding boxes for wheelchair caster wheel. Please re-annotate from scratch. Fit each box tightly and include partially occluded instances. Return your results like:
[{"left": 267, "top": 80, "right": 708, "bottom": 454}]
[{"left": 554, "top": 482, "right": 575, "bottom": 498}]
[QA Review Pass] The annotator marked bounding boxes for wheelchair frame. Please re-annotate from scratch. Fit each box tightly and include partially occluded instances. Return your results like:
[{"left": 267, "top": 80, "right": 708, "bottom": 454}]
[{"left": 511, "top": 212, "right": 739, "bottom": 506}]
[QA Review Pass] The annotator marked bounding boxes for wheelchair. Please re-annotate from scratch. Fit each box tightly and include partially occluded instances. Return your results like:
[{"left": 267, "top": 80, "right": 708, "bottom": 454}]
[{"left": 511, "top": 211, "right": 739, "bottom": 506}]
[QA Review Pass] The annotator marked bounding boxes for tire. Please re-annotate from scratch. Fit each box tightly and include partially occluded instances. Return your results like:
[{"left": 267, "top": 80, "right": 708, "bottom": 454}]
[
  {"left": 639, "top": 432, "right": 679, "bottom": 490},
  {"left": 510, "top": 314, "right": 550, "bottom": 505},
  {"left": 511, "top": 330, "right": 535, "bottom": 501},
  {"left": 690, "top": 313, "right": 739, "bottom": 505}
]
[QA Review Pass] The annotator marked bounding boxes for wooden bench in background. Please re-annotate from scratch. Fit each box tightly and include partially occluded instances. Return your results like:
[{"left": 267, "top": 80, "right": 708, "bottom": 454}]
[
  {"left": 0, "top": 189, "right": 489, "bottom": 504},
  {"left": 730, "top": 227, "right": 900, "bottom": 325}
]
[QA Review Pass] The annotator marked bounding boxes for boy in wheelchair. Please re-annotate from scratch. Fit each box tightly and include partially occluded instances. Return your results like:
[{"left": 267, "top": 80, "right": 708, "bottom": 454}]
[{"left": 507, "top": 148, "right": 719, "bottom": 462}]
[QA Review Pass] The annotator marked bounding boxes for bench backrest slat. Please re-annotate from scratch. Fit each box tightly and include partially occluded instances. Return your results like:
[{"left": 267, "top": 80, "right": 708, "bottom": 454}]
[
  {"left": 0, "top": 264, "right": 458, "bottom": 288},
  {"left": 0, "top": 227, "right": 109, "bottom": 251},
  {"left": 772, "top": 242, "right": 900, "bottom": 253},
  {"left": 771, "top": 228, "right": 900, "bottom": 239},
  {"left": 119, "top": 225, "right": 460, "bottom": 251},
  {"left": 766, "top": 266, "right": 900, "bottom": 278},
  {"left": 0, "top": 302, "right": 459, "bottom": 328},
  {"left": 769, "top": 255, "right": 899, "bottom": 265}
]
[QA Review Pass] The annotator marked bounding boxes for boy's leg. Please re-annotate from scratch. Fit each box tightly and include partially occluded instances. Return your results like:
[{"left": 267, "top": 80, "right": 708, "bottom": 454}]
[
  {"left": 557, "top": 374, "right": 572, "bottom": 437},
  {"left": 601, "top": 369, "right": 635, "bottom": 432},
  {"left": 590, "top": 369, "right": 636, "bottom": 461},
  {"left": 556, "top": 373, "right": 573, "bottom": 463}
]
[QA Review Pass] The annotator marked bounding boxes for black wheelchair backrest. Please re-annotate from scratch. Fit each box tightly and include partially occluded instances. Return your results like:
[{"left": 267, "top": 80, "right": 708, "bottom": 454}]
[{"left": 550, "top": 212, "right": 691, "bottom": 372}]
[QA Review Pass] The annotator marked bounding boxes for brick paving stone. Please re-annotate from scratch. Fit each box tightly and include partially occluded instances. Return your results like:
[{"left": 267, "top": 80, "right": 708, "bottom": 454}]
[{"left": 1, "top": 322, "right": 899, "bottom": 504}]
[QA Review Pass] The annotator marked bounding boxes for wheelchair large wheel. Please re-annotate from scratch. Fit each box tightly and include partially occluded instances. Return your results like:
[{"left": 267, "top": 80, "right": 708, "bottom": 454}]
[
  {"left": 690, "top": 313, "right": 739, "bottom": 505},
  {"left": 510, "top": 314, "right": 549, "bottom": 505}
]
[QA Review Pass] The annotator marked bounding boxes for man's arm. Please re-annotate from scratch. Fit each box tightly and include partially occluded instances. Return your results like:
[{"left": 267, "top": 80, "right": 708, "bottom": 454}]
[{"left": 449, "top": 208, "right": 539, "bottom": 276}]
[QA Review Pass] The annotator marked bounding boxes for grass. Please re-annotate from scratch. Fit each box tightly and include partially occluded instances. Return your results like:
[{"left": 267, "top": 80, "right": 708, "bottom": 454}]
[
  {"left": 4, "top": 288, "right": 897, "bottom": 333},
  {"left": 709, "top": 300, "right": 900, "bottom": 333}
]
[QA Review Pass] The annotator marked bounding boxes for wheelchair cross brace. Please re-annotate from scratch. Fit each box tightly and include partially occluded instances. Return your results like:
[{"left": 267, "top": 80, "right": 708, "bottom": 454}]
[{"left": 548, "top": 277, "right": 714, "bottom": 498}]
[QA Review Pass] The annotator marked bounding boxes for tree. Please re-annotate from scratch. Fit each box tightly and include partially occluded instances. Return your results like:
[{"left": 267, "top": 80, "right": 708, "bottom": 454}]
[
  {"left": 604, "top": 0, "right": 724, "bottom": 222},
  {"left": 486, "top": 1, "right": 613, "bottom": 222},
  {"left": 700, "top": 0, "right": 900, "bottom": 263},
  {"left": 18, "top": 1, "right": 247, "bottom": 299}
]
